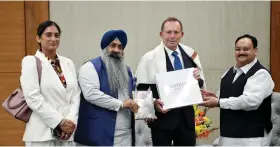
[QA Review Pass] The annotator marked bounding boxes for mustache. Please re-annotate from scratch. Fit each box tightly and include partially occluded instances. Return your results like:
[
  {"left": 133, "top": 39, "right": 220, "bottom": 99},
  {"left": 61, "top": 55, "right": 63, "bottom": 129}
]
[
  {"left": 238, "top": 54, "right": 247, "bottom": 57},
  {"left": 109, "top": 52, "right": 122, "bottom": 60}
]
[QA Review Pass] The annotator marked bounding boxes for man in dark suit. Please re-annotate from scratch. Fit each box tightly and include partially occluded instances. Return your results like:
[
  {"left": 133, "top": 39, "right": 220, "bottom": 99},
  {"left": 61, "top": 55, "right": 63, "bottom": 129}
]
[{"left": 135, "top": 17, "right": 206, "bottom": 146}]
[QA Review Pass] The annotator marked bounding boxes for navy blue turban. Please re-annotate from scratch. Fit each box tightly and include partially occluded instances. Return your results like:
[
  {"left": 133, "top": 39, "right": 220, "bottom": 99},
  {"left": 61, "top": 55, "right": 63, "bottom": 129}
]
[{"left": 100, "top": 30, "right": 127, "bottom": 50}]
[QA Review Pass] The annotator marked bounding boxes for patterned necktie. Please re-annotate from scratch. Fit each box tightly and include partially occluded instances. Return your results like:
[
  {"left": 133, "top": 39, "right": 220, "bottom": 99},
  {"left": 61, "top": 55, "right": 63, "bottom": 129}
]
[{"left": 172, "top": 51, "right": 183, "bottom": 70}]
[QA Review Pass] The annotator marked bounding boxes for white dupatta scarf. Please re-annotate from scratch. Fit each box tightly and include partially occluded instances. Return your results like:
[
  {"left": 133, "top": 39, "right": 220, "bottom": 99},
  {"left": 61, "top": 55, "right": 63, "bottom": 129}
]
[{"left": 135, "top": 42, "right": 206, "bottom": 89}]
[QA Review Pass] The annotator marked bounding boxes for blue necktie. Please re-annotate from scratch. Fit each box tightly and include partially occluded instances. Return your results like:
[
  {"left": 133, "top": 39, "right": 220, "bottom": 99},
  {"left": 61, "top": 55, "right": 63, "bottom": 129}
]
[{"left": 172, "top": 51, "right": 183, "bottom": 70}]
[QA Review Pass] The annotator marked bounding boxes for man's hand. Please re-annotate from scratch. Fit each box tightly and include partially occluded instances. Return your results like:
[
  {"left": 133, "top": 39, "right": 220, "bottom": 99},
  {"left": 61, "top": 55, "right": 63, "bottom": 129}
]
[
  {"left": 193, "top": 68, "right": 200, "bottom": 80},
  {"left": 122, "top": 99, "right": 139, "bottom": 113},
  {"left": 144, "top": 117, "right": 157, "bottom": 124},
  {"left": 202, "top": 96, "right": 219, "bottom": 108},
  {"left": 154, "top": 99, "right": 169, "bottom": 114},
  {"left": 201, "top": 89, "right": 217, "bottom": 97},
  {"left": 122, "top": 99, "right": 131, "bottom": 109},
  {"left": 130, "top": 100, "right": 139, "bottom": 113},
  {"left": 200, "top": 89, "right": 219, "bottom": 108}
]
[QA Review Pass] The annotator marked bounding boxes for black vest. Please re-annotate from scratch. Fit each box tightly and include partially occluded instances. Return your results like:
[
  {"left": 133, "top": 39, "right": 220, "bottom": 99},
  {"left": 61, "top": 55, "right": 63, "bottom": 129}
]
[{"left": 220, "top": 61, "right": 272, "bottom": 138}]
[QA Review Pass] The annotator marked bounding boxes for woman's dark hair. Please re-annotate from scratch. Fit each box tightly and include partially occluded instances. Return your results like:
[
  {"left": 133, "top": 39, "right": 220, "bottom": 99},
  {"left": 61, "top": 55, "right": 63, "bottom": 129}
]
[{"left": 37, "top": 20, "right": 61, "bottom": 47}]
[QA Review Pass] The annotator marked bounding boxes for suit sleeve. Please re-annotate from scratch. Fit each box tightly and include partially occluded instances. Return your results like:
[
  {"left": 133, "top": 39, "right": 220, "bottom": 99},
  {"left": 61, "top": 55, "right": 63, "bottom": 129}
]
[{"left": 65, "top": 60, "right": 81, "bottom": 124}]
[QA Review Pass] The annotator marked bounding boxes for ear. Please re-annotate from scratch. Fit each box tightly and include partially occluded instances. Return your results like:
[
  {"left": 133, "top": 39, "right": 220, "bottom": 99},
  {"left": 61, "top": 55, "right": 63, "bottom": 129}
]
[
  {"left": 255, "top": 48, "right": 258, "bottom": 56},
  {"left": 160, "top": 31, "right": 163, "bottom": 37},
  {"left": 36, "top": 35, "right": 41, "bottom": 43},
  {"left": 181, "top": 31, "right": 184, "bottom": 37}
]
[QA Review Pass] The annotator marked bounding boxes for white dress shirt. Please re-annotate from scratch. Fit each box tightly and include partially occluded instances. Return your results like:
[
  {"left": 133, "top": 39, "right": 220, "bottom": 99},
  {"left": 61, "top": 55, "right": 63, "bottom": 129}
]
[
  {"left": 78, "top": 61, "right": 132, "bottom": 146},
  {"left": 164, "top": 45, "right": 185, "bottom": 69},
  {"left": 218, "top": 58, "right": 274, "bottom": 146}
]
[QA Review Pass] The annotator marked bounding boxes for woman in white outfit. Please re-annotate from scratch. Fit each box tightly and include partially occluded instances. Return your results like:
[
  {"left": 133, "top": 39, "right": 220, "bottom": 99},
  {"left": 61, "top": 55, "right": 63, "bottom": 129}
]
[{"left": 20, "top": 20, "right": 81, "bottom": 146}]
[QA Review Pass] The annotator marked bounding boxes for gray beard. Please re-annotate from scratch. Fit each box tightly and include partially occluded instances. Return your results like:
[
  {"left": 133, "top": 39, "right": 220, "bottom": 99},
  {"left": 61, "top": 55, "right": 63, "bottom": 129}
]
[{"left": 102, "top": 50, "right": 129, "bottom": 98}]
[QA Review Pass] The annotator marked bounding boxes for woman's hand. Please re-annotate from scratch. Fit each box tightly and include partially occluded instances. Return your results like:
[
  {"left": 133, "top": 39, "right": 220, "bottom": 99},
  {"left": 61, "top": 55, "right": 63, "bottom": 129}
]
[{"left": 59, "top": 119, "right": 76, "bottom": 138}]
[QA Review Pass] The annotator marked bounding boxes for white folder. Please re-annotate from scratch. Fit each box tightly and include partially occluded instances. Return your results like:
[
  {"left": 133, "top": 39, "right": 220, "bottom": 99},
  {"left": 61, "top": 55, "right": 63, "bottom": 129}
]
[{"left": 155, "top": 68, "right": 203, "bottom": 109}]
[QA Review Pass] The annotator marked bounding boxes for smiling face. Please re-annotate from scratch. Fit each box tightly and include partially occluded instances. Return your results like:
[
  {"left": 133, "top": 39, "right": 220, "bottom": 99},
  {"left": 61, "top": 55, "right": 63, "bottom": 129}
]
[
  {"left": 160, "top": 21, "right": 184, "bottom": 50},
  {"left": 235, "top": 37, "right": 258, "bottom": 68},
  {"left": 107, "top": 39, "right": 124, "bottom": 59},
  {"left": 36, "top": 25, "right": 60, "bottom": 52}
]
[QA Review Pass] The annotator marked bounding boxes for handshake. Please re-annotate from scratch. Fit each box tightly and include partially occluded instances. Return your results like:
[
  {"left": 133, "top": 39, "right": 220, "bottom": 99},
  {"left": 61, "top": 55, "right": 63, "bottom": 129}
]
[
  {"left": 53, "top": 119, "right": 76, "bottom": 140},
  {"left": 122, "top": 99, "right": 139, "bottom": 113}
]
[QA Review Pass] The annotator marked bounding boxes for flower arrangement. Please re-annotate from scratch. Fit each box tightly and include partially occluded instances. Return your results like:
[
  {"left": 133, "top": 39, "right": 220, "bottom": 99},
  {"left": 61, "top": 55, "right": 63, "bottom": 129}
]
[{"left": 194, "top": 105, "right": 218, "bottom": 139}]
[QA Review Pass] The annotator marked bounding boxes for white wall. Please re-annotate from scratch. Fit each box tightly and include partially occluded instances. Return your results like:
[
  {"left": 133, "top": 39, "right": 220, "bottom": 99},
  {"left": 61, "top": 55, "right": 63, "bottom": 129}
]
[{"left": 50, "top": 1, "right": 270, "bottom": 144}]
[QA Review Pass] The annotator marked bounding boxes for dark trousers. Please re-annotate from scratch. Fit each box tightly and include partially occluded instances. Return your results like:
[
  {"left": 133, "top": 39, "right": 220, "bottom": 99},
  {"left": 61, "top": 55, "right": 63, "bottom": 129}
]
[{"left": 151, "top": 120, "right": 196, "bottom": 146}]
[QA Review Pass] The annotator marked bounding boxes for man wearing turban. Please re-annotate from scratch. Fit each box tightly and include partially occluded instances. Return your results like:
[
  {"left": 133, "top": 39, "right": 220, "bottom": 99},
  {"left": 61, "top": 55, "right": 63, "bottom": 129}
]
[{"left": 74, "top": 30, "right": 139, "bottom": 146}]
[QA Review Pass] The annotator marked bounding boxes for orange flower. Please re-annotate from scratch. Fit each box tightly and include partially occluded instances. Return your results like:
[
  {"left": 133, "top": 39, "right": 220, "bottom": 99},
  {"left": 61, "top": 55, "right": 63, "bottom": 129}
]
[{"left": 194, "top": 105, "right": 219, "bottom": 139}]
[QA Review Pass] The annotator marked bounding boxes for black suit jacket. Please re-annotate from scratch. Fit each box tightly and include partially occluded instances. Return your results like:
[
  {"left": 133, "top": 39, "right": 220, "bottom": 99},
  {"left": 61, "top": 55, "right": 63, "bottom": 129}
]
[{"left": 137, "top": 45, "right": 204, "bottom": 131}]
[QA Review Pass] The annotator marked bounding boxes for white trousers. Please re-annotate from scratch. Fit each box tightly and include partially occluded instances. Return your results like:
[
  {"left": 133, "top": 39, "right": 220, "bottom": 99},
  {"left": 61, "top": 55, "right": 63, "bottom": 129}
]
[
  {"left": 25, "top": 140, "right": 76, "bottom": 146},
  {"left": 219, "top": 129, "right": 272, "bottom": 146}
]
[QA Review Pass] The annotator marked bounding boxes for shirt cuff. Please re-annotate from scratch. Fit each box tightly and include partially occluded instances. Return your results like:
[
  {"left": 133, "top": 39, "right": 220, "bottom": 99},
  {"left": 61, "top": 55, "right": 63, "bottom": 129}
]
[
  {"left": 115, "top": 100, "right": 123, "bottom": 111},
  {"left": 219, "top": 98, "right": 229, "bottom": 109}
]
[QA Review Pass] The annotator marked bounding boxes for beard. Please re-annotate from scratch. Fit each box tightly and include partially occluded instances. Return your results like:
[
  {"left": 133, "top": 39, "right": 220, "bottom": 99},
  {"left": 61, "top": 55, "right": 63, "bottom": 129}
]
[{"left": 102, "top": 49, "right": 129, "bottom": 98}]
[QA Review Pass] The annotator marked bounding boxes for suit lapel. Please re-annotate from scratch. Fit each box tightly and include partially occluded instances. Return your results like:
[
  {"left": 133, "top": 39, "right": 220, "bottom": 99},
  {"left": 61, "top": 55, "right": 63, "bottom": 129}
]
[
  {"left": 58, "top": 56, "right": 72, "bottom": 91},
  {"left": 35, "top": 50, "right": 51, "bottom": 73},
  {"left": 35, "top": 51, "right": 67, "bottom": 99},
  {"left": 164, "top": 49, "right": 174, "bottom": 72},
  {"left": 56, "top": 55, "right": 68, "bottom": 98},
  {"left": 179, "top": 45, "right": 196, "bottom": 69},
  {"left": 179, "top": 43, "right": 203, "bottom": 70}
]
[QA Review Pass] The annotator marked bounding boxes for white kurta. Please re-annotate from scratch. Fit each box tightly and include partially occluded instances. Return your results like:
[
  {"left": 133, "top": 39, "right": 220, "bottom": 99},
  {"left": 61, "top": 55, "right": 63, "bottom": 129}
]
[{"left": 78, "top": 61, "right": 132, "bottom": 146}]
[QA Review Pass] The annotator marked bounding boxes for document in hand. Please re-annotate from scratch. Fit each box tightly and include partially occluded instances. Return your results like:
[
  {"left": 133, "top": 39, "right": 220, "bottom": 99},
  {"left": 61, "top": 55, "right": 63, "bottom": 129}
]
[{"left": 155, "top": 68, "right": 203, "bottom": 109}]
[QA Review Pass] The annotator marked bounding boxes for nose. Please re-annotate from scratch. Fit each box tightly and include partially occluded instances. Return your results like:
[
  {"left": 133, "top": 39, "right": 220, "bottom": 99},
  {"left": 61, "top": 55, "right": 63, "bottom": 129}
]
[
  {"left": 170, "top": 32, "right": 176, "bottom": 38},
  {"left": 50, "top": 35, "right": 56, "bottom": 41},
  {"left": 113, "top": 47, "right": 121, "bottom": 53},
  {"left": 239, "top": 50, "right": 245, "bottom": 54}
]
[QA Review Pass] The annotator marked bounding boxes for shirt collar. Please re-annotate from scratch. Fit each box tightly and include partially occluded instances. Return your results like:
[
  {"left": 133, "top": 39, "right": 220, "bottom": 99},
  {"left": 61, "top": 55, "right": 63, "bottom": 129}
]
[
  {"left": 164, "top": 44, "right": 181, "bottom": 57},
  {"left": 233, "top": 58, "right": 257, "bottom": 74}
]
